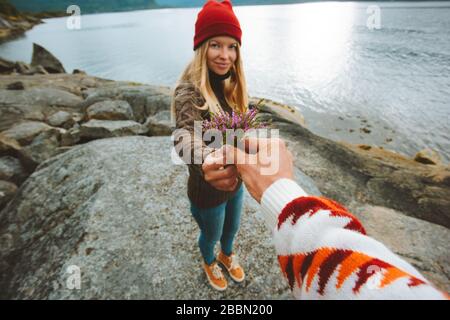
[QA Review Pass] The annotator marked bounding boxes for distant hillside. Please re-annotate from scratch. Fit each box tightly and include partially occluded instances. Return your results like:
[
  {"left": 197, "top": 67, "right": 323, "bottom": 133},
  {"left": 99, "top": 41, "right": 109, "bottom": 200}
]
[
  {"left": 155, "top": 0, "right": 446, "bottom": 8},
  {"left": 7, "top": 1, "right": 445, "bottom": 14},
  {"left": 9, "top": 0, "right": 159, "bottom": 14},
  {"left": 156, "top": 0, "right": 306, "bottom": 7},
  {"left": 0, "top": 0, "right": 19, "bottom": 16}
]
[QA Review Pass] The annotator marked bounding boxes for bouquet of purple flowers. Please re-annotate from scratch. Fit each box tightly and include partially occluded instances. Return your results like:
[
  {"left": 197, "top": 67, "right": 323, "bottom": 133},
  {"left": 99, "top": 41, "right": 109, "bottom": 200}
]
[{"left": 202, "top": 99, "right": 270, "bottom": 147}]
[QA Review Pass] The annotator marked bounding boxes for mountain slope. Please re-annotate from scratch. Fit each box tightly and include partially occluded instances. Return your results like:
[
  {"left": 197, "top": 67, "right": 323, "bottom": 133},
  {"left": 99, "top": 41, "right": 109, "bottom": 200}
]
[{"left": 9, "top": 0, "right": 159, "bottom": 14}]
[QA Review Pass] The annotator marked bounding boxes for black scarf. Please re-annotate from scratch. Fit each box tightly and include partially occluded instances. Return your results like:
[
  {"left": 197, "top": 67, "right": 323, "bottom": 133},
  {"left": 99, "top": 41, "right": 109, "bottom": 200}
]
[{"left": 208, "top": 68, "right": 231, "bottom": 101}]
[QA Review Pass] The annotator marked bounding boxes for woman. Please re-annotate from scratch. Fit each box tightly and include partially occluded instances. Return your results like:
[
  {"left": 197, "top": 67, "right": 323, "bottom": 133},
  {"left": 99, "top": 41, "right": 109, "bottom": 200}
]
[{"left": 170, "top": 0, "right": 249, "bottom": 291}]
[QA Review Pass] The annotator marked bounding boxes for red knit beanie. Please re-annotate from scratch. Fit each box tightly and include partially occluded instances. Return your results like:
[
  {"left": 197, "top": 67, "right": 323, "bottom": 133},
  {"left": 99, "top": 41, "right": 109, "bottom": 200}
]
[{"left": 193, "top": 0, "right": 242, "bottom": 51}]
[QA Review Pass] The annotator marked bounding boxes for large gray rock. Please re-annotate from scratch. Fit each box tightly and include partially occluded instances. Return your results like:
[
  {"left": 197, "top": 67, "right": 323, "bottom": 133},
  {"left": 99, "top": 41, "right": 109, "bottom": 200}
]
[
  {"left": 0, "top": 87, "right": 83, "bottom": 132},
  {"left": 0, "top": 103, "right": 46, "bottom": 133},
  {"left": 21, "top": 128, "right": 66, "bottom": 166},
  {"left": 0, "top": 135, "right": 36, "bottom": 175},
  {"left": 86, "top": 100, "right": 134, "bottom": 121},
  {"left": 249, "top": 97, "right": 305, "bottom": 127},
  {"left": 0, "top": 57, "right": 16, "bottom": 74},
  {"left": 0, "top": 87, "right": 82, "bottom": 109},
  {"left": 278, "top": 122, "right": 450, "bottom": 228},
  {"left": 47, "top": 111, "right": 76, "bottom": 129},
  {"left": 14, "top": 61, "right": 31, "bottom": 74},
  {"left": 0, "top": 73, "right": 109, "bottom": 92},
  {"left": 349, "top": 203, "right": 450, "bottom": 292},
  {"left": 80, "top": 119, "right": 148, "bottom": 140},
  {"left": 0, "top": 17, "right": 13, "bottom": 29},
  {"left": 80, "top": 119, "right": 148, "bottom": 141},
  {"left": 0, "top": 121, "right": 54, "bottom": 146},
  {"left": 143, "top": 110, "right": 173, "bottom": 136},
  {"left": 31, "top": 43, "right": 66, "bottom": 74},
  {"left": 0, "top": 156, "right": 26, "bottom": 185},
  {"left": 0, "top": 109, "right": 67, "bottom": 170},
  {"left": 14, "top": 62, "right": 48, "bottom": 76},
  {"left": 0, "top": 136, "right": 288, "bottom": 299},
  {"left": 61, "top": 127, "right": 81, "bottom": 147},
  {"left": 0, "top": 180, "right": 17, "bottom": 211},
  {"left": 0, "top": 136, "right": 447, "bottom": 299},
  {"left": 6, "top": 81, "right": 25, "bottom": 90},
  {"left": 81, "top": 85, "right": 172, "bottom": 123},
  {"left": 120, "top": 87, "right": 171, "bottom": 122},
  {"left": 0, "top": 73, "right": 448, "bottom": 229},
  {"left": 0, "top": 15, "right": 41, "bottom": 45},
  {"left": 0, "top": 135, "right": 22, "bottom": 159},
  {"left": 414, "top": 148, "right": 443, "bottom": 166}
]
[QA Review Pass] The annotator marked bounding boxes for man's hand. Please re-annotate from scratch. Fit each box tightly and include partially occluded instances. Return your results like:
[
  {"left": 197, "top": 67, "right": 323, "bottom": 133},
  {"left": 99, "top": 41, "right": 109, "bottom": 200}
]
[
  {"left": 202, "top": 149, "right": 239, "bottom": 192},
  {"left": 224, "top": 137, "right": 294, "bottom": 203}
]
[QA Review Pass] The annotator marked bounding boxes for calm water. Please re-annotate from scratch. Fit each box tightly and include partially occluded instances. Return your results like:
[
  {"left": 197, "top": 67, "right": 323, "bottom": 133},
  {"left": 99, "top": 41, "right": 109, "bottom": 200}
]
[{"left": 1, "top": 1, "right": 449, "bottom": 162}]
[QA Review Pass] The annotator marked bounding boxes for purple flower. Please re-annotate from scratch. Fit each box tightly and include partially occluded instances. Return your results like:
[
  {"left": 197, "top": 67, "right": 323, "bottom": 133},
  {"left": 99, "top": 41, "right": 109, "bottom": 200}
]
[{"left": 202, "top": 105, "right": 269, "bottom": 145}]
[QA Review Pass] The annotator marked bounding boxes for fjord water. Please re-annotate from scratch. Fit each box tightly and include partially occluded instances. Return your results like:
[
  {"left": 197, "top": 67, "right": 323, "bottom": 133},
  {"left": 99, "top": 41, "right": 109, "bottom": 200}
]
[{"left": 1, "top": 1, "right": 449, "bottom": 161}]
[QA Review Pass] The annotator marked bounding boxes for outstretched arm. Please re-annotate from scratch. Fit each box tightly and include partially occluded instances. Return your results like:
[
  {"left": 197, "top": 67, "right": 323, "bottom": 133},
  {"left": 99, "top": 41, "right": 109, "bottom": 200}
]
[
  {"left": 225, "top": 138, "right": 447, "bottom": 300},
  {"left": 260, "top": 178, "right": 448, "bottom": 300}
]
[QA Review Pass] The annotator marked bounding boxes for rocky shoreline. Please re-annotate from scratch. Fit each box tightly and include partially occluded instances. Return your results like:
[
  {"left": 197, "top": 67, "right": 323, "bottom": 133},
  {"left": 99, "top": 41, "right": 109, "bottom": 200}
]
[
  {"left": 0, "top": 0, "right": 70, "bottom": 43},
  {"left": 0, "top": 13, "right": 42, "bottom": 44},
  {"left": 0, "top": 46, "right": 448, "bottom": 298}
]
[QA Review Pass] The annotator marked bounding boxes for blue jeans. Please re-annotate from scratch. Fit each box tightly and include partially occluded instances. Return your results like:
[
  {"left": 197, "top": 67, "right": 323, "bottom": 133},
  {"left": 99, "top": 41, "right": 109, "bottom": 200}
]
[{"left": 189, "top": 184, "right": 244, "bottom": 265}]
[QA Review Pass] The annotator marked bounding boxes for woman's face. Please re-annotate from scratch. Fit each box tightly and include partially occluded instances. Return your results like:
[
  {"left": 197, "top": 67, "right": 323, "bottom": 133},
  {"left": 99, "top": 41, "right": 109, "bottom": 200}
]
[{"left": 206, "top": 36, "right": 238, "bottom": 75}]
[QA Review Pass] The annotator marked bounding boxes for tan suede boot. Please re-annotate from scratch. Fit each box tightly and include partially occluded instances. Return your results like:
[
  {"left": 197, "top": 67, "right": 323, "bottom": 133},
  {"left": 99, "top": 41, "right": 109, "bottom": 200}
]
[
  {"left": 218, "top": 251, "right": 245, "bottom": 283},
  {"left": 203, "top": 261, "right": 228, "bottom": 291}
]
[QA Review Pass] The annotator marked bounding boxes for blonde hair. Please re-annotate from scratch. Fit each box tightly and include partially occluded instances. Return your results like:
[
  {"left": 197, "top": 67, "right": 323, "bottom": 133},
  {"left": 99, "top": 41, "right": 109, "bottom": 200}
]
[{"left": 170, "top": 39, "right": 249, "bottom": 125}]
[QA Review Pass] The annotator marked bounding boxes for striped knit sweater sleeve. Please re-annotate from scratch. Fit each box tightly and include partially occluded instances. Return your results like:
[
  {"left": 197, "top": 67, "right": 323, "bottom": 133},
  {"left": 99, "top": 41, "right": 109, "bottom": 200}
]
[{"left": 260, "top": 178, "right": 448, "bottom": 300}]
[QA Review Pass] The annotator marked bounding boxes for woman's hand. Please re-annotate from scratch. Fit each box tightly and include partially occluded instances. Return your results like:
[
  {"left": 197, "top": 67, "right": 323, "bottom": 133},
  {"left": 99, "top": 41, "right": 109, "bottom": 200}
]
[
  {"left": 223, "top": 137, "right": 294, "bottom": 203},
  {"left": 202, "top": 149, "right": 239, "bottom": 192}
]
